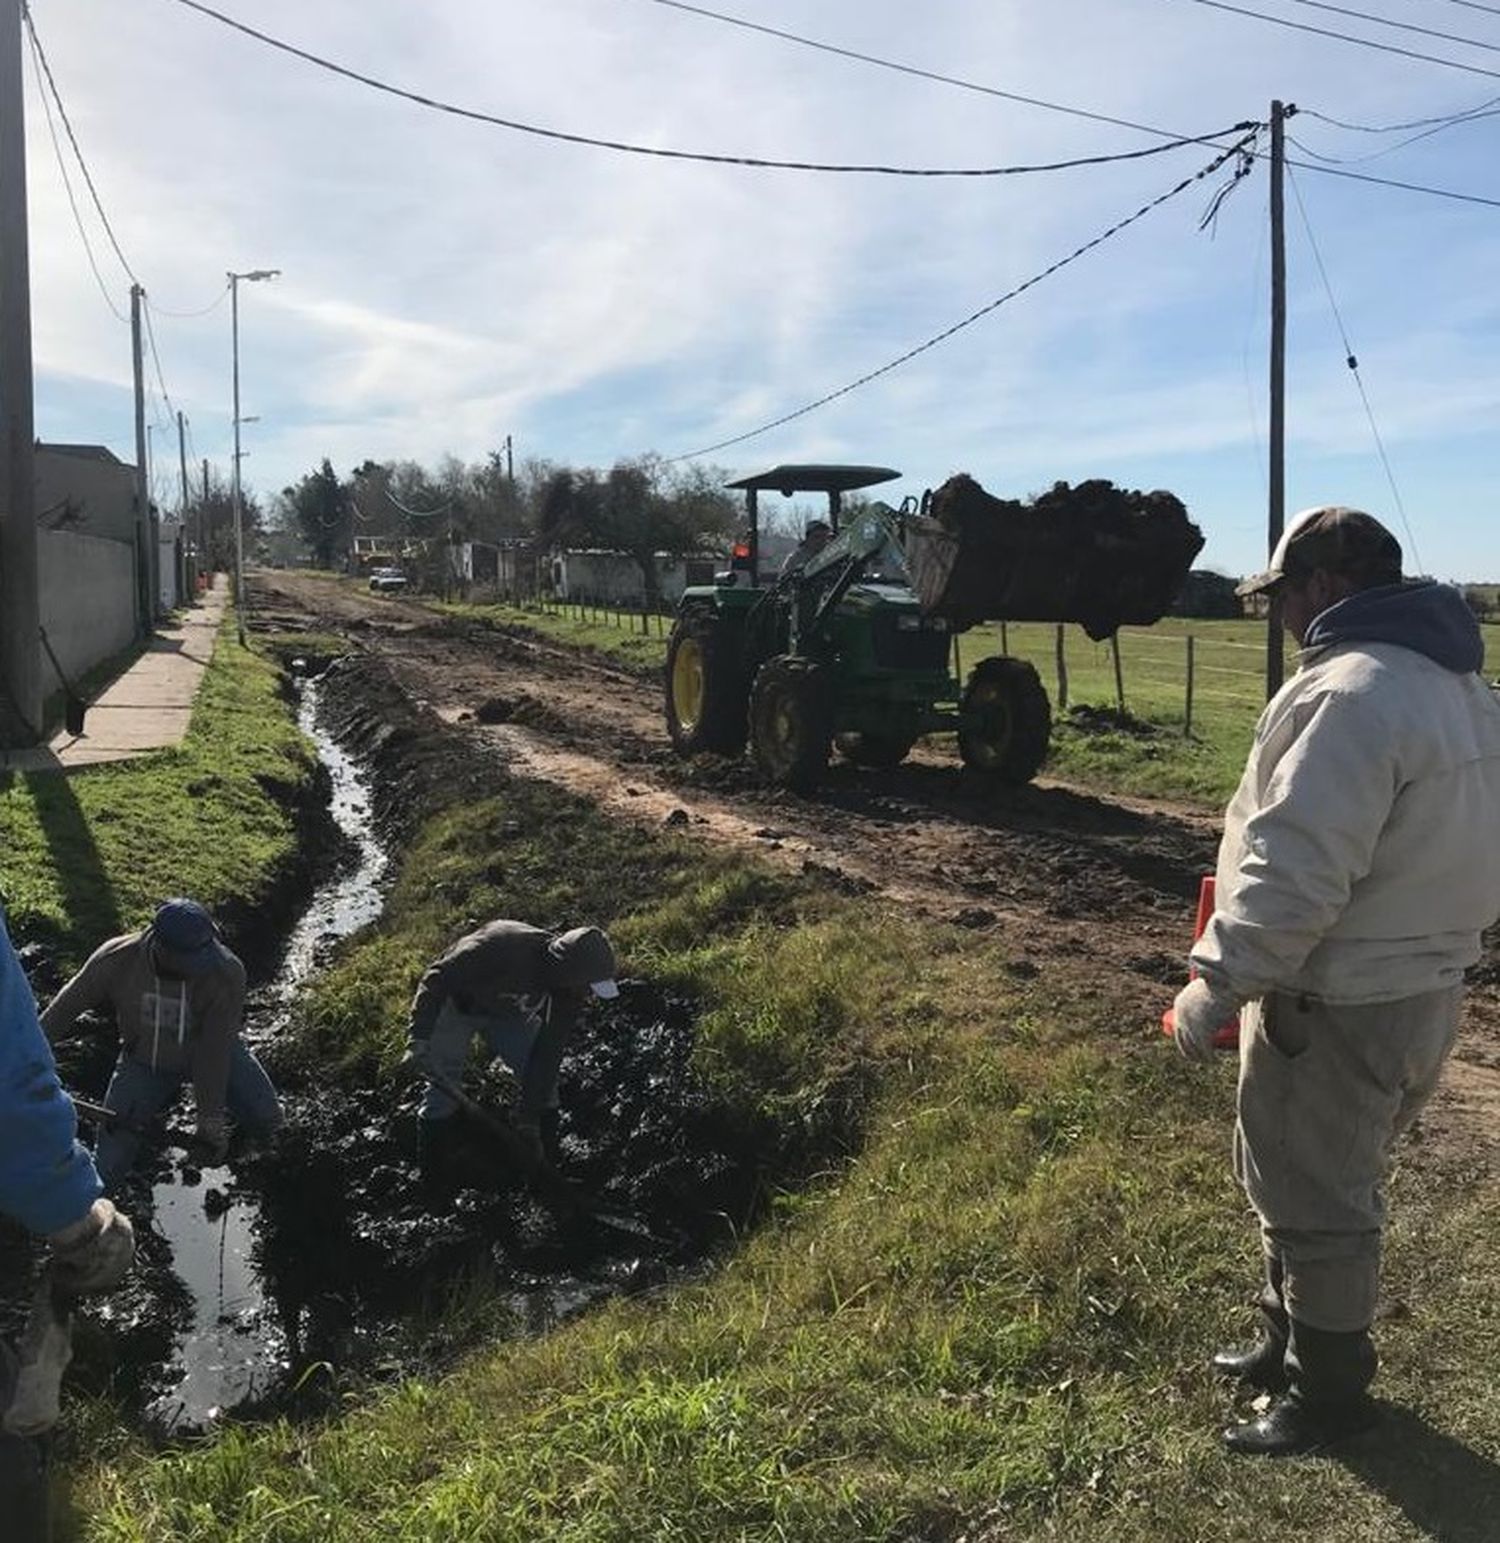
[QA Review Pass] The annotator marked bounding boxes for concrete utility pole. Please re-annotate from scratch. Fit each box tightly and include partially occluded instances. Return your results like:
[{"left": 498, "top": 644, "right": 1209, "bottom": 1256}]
[
  {"left": 177, "top": 410, "right": 194, "bottom": 603},
  {"left": 130, "top": 285, "right": 153, "bottom": 633},
  {"left": 1265, "top": 100, "right": 1290, "bottom": 700},
  {"left": 505, "top": 433, "right": 514, "bottom": 488},
  {"left": 0, "top": 0, "right": 41, "bottom": 740},
  {"left": 228, "top": 267, "right": 278, "bottom": 645}
]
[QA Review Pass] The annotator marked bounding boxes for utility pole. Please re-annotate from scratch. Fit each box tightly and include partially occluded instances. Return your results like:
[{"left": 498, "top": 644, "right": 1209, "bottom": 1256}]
[
  {"left": 505, "top": 433, "right": 514, "bottom": 487},
  {"left": 229, "top": 267, "right": 279, "bottom": 646},
  {"left": 201, "top": 457, "right": 210, "bottom": 573},
  {"left": 177, "top": 410, "right": 194, "bottom": 604},
  {"left": 1265, "top": 100, "right": 1289, "bottom": 700},
  {"left": 130, "top": 284, "right": 153, "bottom": 634},
  {"left": 0, "top": 0, "right": 41, "bottom": 741}
]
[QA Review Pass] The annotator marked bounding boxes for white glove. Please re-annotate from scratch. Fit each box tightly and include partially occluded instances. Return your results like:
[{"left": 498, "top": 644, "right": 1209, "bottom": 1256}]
[
  {"left": 47, "top": 1197, "right": 135, "bottom": 1296},
  {"left": 1171, "top": 976, "right": 1237, "bottom": 1064}
]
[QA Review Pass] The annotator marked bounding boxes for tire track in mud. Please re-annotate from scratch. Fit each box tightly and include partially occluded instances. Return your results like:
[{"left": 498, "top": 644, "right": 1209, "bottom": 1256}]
[{"left": 249, "top": 572, "right": 1500, "bottom": 1161}]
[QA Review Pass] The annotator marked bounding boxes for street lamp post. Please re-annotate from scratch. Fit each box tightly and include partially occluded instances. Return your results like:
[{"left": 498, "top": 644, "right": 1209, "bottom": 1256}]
[{"left": 229, "top": 267, "right": 279, "bottom": 644}]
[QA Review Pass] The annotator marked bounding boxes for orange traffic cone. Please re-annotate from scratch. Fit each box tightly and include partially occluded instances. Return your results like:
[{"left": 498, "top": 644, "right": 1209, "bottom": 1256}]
[{"left": 1161, "top": 875, "right": 1240, "bottom": 1050}]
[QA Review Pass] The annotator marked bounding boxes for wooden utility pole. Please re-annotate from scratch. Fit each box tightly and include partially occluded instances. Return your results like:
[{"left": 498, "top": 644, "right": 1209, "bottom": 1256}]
[
  {"left": 1266, "top": 100, "right": 1289, "bottom": 700},
  {"left": 505, "top": 433, "right": 514, "bottom": 487},
  {"left": 0, "top": 0, "right": 41, "bottom": 740},
  {"left": 130, "top": 285, "right": 153, "bottom": 633},
  {"left": 177, "top": 411, "right": 195, "bottom": 603}
]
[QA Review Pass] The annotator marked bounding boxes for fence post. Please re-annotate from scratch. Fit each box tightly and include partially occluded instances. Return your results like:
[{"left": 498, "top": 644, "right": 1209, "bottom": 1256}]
[
  {"left": 1054, "top": 624, "right": 1069, "bottom": 710},
  {"left": 1111, "top": 633, "right": 1126, "bottom": 714},
  {"left": 999, "top": 620, "right": 1009, "bottom": 656},
  {"left": 1184, "top": 634, "right": 1195, "bottom": 737}
]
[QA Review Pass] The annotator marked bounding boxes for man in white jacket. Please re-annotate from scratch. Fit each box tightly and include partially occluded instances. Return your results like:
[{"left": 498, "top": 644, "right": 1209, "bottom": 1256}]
[{"left": 1173, "top": 506, "right": 1500, "bottom": 1456}]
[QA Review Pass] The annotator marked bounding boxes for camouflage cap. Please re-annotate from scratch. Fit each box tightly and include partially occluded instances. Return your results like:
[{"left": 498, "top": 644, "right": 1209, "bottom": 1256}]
[{"left": 1236, "top": 505, "right": 1402, "bottom": 598}]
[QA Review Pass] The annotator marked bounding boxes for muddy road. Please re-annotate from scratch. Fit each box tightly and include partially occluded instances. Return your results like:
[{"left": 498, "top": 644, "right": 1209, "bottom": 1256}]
[{"left": 250, "top": 570, "right": 1500, "bottom": 1163}]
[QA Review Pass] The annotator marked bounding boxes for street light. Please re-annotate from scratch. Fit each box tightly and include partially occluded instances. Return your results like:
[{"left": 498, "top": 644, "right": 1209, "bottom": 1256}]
[{"left": 229, "top": 267, "right": 279, "bottom": 644}]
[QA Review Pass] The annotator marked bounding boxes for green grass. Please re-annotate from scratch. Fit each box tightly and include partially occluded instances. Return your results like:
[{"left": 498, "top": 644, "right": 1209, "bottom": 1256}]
[
  {"left": 68, "top": 700, "right": 1500, "bottom": 1541},
  {"left": 0, "top": 617, "right": 319, "bottom": 967}
]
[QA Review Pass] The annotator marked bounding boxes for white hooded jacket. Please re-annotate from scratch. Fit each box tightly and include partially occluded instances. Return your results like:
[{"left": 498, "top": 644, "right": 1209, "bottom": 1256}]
[{"left": 1192, "top": 581, "right": 1500, "bottom": 1008}]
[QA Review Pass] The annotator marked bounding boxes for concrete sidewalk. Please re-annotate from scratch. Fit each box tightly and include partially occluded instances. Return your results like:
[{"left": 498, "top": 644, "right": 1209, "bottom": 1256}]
[{"left": 4, "top": 581, "right": 229, "bottom": 773}]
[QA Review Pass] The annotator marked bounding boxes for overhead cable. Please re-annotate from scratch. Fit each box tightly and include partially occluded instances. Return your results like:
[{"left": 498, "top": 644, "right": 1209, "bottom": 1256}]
[
  {"left": 1287, "top": 157, "right": 1500, "bottom": 207},
  {"left": 1273, "top": 0, "right": 1500, "bottom": 56},
  {"left": 1289, "top": 106, "right": 1500, "bottom": 162},
  {"left": 1285, "top": 165, "right": 1423, "bottom": 571},
  {"left": 22, "top": 2, "right": 141, "bottom": 284},
  {"left": 23, "top": 17, "right": 127, "bottom": 322},
  {"left": 1430, "top": 0, "right": 1500, "bottom": 17},
  {"left": 670, "top": 131, "right": 1259, "bottom": 461},
  {"left": 1171, "top": 0, "right": 1500, "bottom": 81},
  {"left": 142, "top": 301, "right": 177, "bottom": 419},
  {"left": 159, "top": 0, "right": 1245, "bottom": 176},
  {"left": 1301, "top": 95, "right": 1500, "bottom": 132},
  {"left": 150, "top": 281, "right": 233, "bottom": 318},
  {"left": 633, "top": 0, "right": 1237, "bottom": 147}
]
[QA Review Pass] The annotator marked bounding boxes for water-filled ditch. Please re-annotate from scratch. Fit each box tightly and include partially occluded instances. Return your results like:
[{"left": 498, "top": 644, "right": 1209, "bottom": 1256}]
[{"left": 12, "top": 665, "right": 769, "bottom": 1437}]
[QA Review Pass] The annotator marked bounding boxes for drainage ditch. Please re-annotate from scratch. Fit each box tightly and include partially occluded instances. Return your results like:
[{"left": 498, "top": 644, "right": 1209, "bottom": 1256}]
[{"left": 8, "top": 663, "right": 772, "bottom": 1439}]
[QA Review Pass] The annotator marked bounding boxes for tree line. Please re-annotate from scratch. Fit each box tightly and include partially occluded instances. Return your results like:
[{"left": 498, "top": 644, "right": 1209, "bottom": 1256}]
[{"left": 272, "top": 450, "right": 741, "bottom": 601}]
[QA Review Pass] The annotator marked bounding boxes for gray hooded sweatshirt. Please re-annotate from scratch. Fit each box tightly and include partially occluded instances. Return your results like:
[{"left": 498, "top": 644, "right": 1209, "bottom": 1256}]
[{"left": 1192, "top": 581, "right": 1500, "bottom": 1007}]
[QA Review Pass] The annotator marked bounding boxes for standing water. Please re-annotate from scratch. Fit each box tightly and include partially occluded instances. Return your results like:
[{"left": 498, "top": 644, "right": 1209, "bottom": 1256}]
[{"left": 141, "top": 672, "right": 389, "bottom": 1431}]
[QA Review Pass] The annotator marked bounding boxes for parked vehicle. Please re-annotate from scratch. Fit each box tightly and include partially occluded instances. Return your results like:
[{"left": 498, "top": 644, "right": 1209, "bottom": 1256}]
[{"left": 369, "top": 567, "right": 408, "bottom": 594}]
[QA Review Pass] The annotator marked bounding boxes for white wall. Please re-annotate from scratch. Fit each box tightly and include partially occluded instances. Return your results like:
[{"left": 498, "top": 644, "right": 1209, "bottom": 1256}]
[{"left": 38, "top": 530, "right": 138, "bottom": 698}]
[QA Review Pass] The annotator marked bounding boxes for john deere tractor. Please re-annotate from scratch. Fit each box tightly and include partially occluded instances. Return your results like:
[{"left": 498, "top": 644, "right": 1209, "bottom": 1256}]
[{"left": 664, "top": 464, "right": 1051, "bottom": 790}]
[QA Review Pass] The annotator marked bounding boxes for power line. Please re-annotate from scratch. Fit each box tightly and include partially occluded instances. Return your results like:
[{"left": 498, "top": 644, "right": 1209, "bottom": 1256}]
[
  {"left": 1287, "top": 155, "right": 1500, "bottom": 206},
  {"left": 21, "top": 2, "right": 141, "bottom": 284},
  {"left": 1170, "top": 0, "right": 1500, "bottom": 80},
  {"left": 160, "top": 0, "right": 1246, "bottom": 177},
  {"left": 670, "top": 131, "right": 1258, "bottom": 461},
  {"left": 1285, "top": 164, "right": 1423, "bottom": 571},
  {"left": 1301, "top": 94, "right": 1500, "bottom": 132},
  {"left": 1289, "top": 103, "right": 1500, "bottom": 161},
  {"left": 1274, "top": 0, "right": 1500, "bottom": 55},
  {"left": 142, "top": 300, "right": 177, "bottom": 420},
  {"left": 1427, "top": 0, "right": 1500, "bottom": 18},
  {"left": 22, "top": 17, "right": 127, "bottom": 322},
  {"left": 150, "top": 281, "right": 232, "bottom": 319},
  {"left": 632, "top": 0, "right": 1241, "bottom": 147}
]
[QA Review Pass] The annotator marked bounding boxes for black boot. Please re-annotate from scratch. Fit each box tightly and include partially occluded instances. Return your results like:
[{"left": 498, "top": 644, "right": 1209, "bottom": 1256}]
[
  {"left": 1223, "top": 1321, "right": 1380, "bottom": 1456},
  {"left": 1212, "top": 1265, "right": 1289, "bottom": 1392}
]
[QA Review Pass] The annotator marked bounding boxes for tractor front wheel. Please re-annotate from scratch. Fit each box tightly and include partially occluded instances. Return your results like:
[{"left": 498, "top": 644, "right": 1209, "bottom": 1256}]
[
  {"left": 665, "top": 612, "right": 746, "bottom": 756},
  {"left": 749, "top": 655, "right": 833, "bottom": 790},
  {"left": 958, "top": 656, "right": 1051, "bottom": 783}
]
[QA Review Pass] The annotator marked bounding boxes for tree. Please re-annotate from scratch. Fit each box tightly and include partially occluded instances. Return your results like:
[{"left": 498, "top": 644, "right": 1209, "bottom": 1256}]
[
  {"left": 190, "top": 466, "right": 262, "bottom": 573},
  {"left": 278, "top": 459, "right": 349, "bottom": 568}
]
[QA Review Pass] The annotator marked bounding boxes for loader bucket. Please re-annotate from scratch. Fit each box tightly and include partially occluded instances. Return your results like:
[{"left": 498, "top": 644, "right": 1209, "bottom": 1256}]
[{"left": 906, "top": 474, "right": 1205, "bottom": 640}]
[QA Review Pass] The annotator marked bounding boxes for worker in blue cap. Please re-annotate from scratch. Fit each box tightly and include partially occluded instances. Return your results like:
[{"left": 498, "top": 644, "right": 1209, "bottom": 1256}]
[{"left": 40, "top": 898, "right": 281, "bottom": 1188}]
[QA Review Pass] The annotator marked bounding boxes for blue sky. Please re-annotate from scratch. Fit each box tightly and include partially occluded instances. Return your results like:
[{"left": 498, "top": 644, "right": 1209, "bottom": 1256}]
[{"left": 22, "top": 0, "right": 1500, "bottom": 580}]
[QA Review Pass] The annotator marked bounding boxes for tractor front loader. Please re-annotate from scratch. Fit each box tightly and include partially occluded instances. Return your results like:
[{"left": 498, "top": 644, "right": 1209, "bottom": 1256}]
[{"left": 664, "top": 464, "right": 1201, "bottom": 792}]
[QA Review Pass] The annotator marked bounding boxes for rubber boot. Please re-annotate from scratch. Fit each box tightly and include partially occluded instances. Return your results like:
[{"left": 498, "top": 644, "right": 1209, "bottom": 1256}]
[
  {"left": 1211, "top": 1265, "right": 1290, "bottom": 1393},
  {"left": 1223, "top": 1320, "right": 1380, "bottom": 1456}
]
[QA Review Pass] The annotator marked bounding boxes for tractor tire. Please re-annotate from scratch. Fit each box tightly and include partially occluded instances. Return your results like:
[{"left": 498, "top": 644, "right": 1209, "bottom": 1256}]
[
  {"left": 665, "top": 612, "right": 747, "bottom": 756},
  {"left": 958, "top": 656, "right": 1051, "bottom": 784},
  {"left": 749, "top": 655, "right": 834, "bottom": 791},
  {"left": 834, "top": 730, "right": 916, "bottom": 769}
]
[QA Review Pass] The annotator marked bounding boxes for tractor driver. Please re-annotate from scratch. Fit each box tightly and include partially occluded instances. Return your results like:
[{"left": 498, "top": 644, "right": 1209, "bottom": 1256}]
[{"left": 781, "top": 519, "right": 833, "bottom": 578}]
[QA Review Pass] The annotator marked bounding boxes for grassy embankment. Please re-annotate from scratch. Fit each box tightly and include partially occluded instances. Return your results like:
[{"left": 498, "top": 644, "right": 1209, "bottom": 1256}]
[
  {"left": 73, "top": 659, "right": 1500, "bottom": 1540},
  {"left": 0, "top": 618, "right": 321, "bottom": 967}
]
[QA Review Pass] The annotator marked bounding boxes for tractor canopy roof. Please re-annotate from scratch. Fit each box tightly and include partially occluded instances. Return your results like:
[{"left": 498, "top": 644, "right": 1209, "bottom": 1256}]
[{"left": 725, "top": 464, "right": 900, "bottom": 496}]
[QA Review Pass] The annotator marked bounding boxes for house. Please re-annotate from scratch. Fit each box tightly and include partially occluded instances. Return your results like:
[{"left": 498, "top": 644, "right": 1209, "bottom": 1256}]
[{"left": 548, "top": 550, "right": 720, "bottom": 607}]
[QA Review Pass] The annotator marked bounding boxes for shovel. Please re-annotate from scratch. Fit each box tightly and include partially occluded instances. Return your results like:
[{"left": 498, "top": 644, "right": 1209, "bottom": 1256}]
[{"left": 419, "top": 1065, "right": 681, "bottom": 1249}]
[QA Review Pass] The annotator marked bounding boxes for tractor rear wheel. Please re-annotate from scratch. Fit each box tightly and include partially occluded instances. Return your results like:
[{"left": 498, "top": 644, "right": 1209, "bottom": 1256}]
[
  {"left": 749, "top": 655, "right": 833, "bottom": 790},
  {"left": 834, "top": 730, "right": 916, "bottom": 768},
  {"left": 665, "top": 612, "right": 746, "bottom": 756},
  {"left": 958, "top": 656, "right": 1051, "bottom": 783}
]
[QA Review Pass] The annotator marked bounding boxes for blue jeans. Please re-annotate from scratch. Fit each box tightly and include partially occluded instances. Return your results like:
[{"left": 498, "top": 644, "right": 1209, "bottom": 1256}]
[
  {"left": 419, "top": 1000, "right": 542, "bottom": 1122},
  {"left": 95, "top": 1042, "right": 282, "bottom": 1189}
]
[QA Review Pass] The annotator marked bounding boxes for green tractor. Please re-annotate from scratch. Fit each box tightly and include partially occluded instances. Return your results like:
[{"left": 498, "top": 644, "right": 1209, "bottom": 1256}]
[{"left": 664, "top": 464, "right": 1051, "bottom": 791}]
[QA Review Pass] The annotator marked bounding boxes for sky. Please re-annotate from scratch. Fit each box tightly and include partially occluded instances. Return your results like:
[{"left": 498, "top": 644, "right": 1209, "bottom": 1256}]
[{"left": 19, "top": 0, "right": 1500, "bottom": 580}]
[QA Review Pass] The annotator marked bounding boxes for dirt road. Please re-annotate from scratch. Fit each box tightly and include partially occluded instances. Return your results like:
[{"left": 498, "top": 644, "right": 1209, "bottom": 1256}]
[{"left": 250, "top": 571, "right": 1500, "bottom": 1157}]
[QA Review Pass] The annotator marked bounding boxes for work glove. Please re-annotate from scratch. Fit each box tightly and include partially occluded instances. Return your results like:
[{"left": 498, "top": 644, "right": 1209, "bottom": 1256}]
[
  {"left": 47, "top": 1197, "right": 135, "bottom": 1296},
  {"left": 1171, "top": 976, "right": 1237, "bottom": 1064},
  {"left": 189, "top": 1114, "right": 230, "bottom": 1168}
]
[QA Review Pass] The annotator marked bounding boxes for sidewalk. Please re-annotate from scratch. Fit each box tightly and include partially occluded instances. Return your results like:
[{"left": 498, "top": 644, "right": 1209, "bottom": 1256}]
[{"left": 4, "top": 581, "right": 229, "bottom": 773}]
